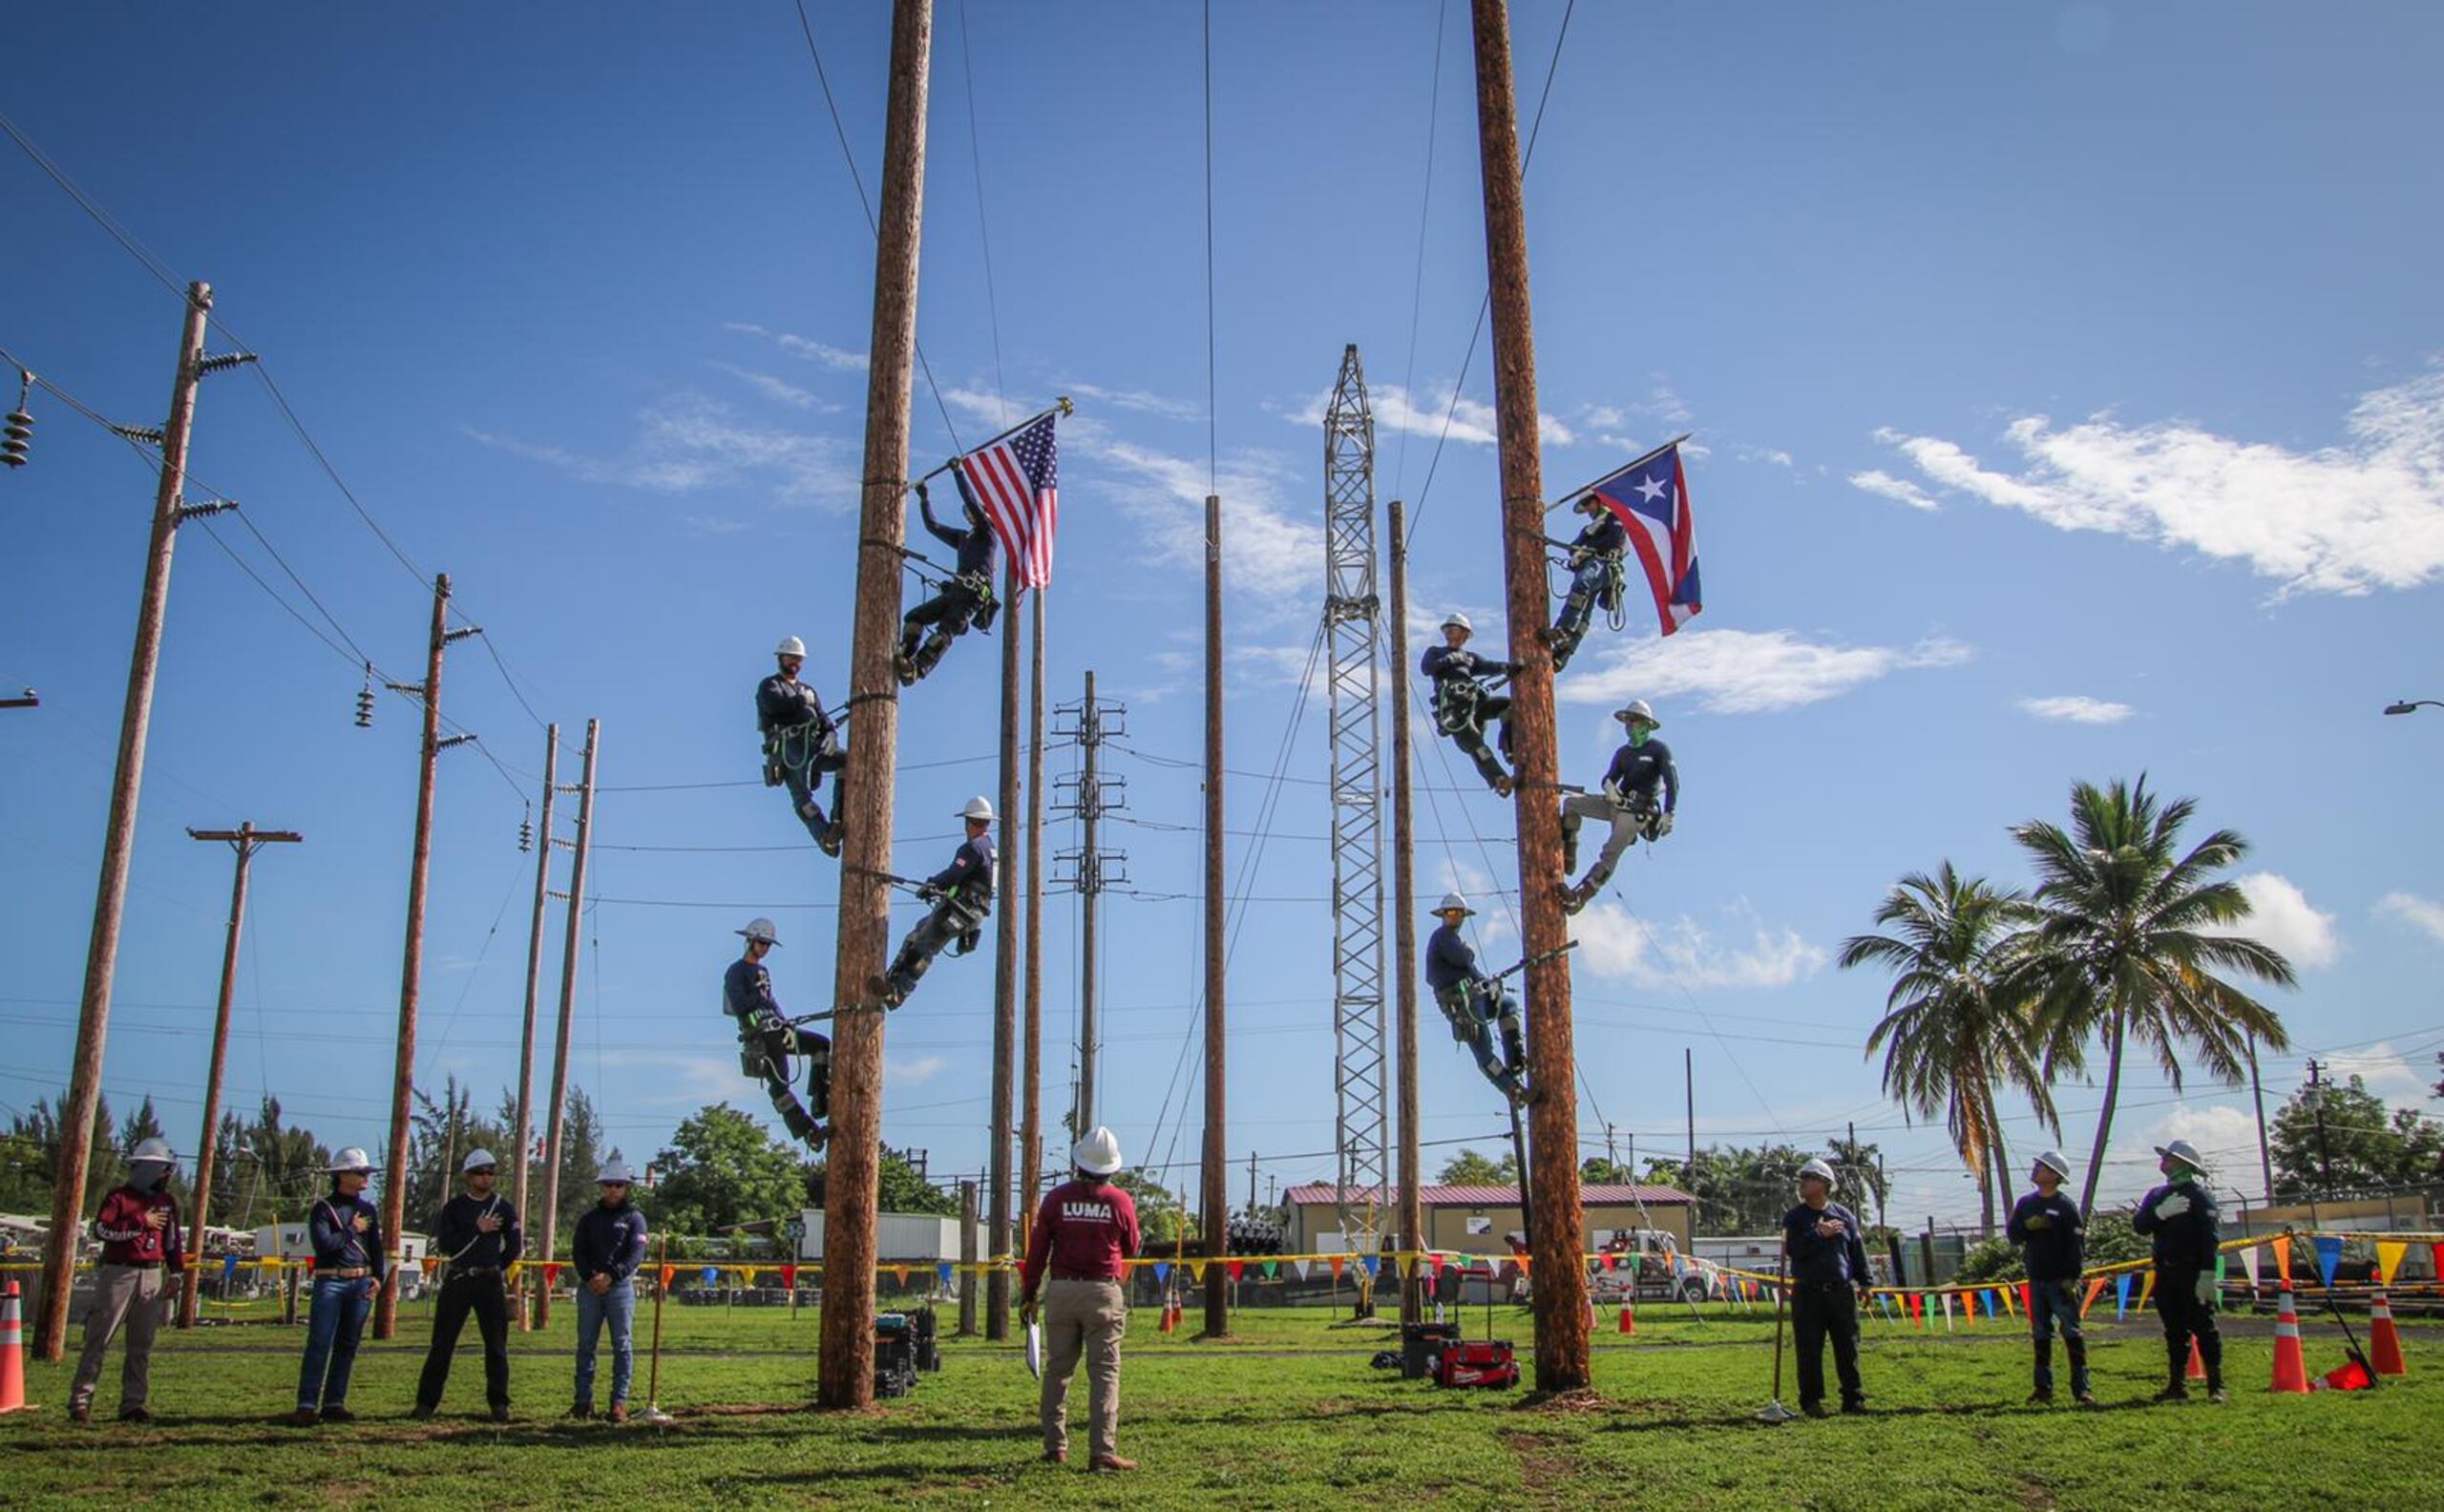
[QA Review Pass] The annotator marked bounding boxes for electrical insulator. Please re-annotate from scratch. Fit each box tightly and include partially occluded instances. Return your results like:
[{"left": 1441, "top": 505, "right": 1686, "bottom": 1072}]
[
  {"left": 353, "top": 662, "right": 375, "bottom": 728},
  {"left": 3, "top": 370, "right": 28, "bottom": 468},
  {"left": 517, "top": 811, "right": 534, "bottom": 853}
]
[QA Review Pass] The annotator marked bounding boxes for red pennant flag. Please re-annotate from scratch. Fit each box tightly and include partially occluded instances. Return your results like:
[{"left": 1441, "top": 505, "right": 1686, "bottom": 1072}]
[
  {"left": 1329, "top": 1255, "right": 1346, "bottom": 1279},
  {"left": 543, "top": 1263, "right": 562, "bottom": 1288},
  {"left": 892, "top": 1266, "right": 910, "bottom": 1287},
  {"left": 1227, "top": 1261, "right": 1245, "bottom": 1282},
  {"left": 781, "top": 1264, "right": 799, "bottom": 1290},
  {"left": 1906, "top": 1292, "right": 1924, "bottom": 1328},
  {"left": 660, "top": 1265, "right": 676, "bottom": 1288},
  {"left": 2018, "top": 1284, "right": 2032, "bottom": 1319}
]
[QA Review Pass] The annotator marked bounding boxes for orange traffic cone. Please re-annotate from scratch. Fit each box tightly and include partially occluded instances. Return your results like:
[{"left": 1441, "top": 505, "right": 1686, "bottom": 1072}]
[
  {"left": 1157, "top": 1303, "right": 1174, "bottom": 1334},
  {"left": 2186, "top": 1336, "right": 2207, "bottom": 1380},
  {"left": 1617, "top": 1301, "right": 1635, "bottom": 1335},
  {"left": 0, "top": 1280, "right": 29, "bottom": 1414},
  {"left": 2369, "top": 1291, "right": 2407, "bottom": 1376},
  {"left": 2269, "top": 1289, "right": 2310, "bottom": 1395},
  {"left": 2311, "top": 1357, "right": 2373, "bottom": 1392}
]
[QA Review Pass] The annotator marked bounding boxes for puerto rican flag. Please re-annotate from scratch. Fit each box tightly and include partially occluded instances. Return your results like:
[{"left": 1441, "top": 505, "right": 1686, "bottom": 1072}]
[{"left": 1587, "top": 442, "right": 1702, "bottom": 636}]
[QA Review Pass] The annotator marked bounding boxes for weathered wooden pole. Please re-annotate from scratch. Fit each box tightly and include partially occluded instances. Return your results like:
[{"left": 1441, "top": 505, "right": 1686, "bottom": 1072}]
[
  {"left": 1468, "top": 0, "right": 1589, "bottom": 1390},
  {"left": 1020, "top": 590, "right": 1046, "bottom": 1239},
  {"left": 510, "top": 724, "right": 559, "bottom": 1329},
  {"left": 535, "top": 718, "right": 600, "bottom": 1328},
  {"left": 987, "top": 570, "right": 1021, "bottom": 1340},
  {"left": 818, "top": 0, "right": 932, "bottom": 1412},
  {"left": 1386, "top": 500, "right": 1424, "bottom": 1326},
  {"left": 1199, "top": 492, "right": 1230, "bottom": 1339}
]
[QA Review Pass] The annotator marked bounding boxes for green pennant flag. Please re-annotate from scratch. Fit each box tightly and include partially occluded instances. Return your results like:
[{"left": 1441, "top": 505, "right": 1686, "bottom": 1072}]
[{"left": 1262, "top": 1260, "right": 1279, "bottom": 1279}]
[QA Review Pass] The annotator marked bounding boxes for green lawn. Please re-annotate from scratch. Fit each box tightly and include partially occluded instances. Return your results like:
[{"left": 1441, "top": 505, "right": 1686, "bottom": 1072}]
[{"left": 5, "top": 1295, "right": 2436, "bottom": 1510}]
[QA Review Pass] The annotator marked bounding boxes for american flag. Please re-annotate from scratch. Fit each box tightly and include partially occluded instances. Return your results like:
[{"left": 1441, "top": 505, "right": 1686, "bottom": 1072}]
[
  {"left": 951, "top": 412, "right": 1061, "bottom": 590},
  {"left": 1588, "top": 441, "right": 1702, "bottom": 636}
]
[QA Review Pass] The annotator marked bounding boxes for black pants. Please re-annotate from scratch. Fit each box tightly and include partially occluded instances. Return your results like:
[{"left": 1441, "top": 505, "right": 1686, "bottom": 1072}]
[
  {"left": 1791, "top": 1282, "right": 1864, "bottom": 1407},
  {"left": 1448, "top": 695, "right": 1512, "bottom": 788},
  {"left": 886, "top": 896, "right": 985, "bottom": 998},
  {"left": 2154, "top": 1267, "right": 2223, "bottom": 1389},
  {"left": 417, "top": 1271, "right": 510, "bottom": 1411}
]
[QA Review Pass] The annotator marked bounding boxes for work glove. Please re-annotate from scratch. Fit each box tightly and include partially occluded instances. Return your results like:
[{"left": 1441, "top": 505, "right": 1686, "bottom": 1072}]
[
  {"left": 1652, "top": 811, "right": 1675, "bottom": 838},
  {"left": 1505, "top": 662, "right": 1526, "bottom": 676},
  {"left": 2152, "top": 1189, "right": 2191, "bottom": 1221},
  {"left": 2024, "top": 1213, "right": 2051, "bottom": 1232},
  {"left": 2193, "top": 1272, "right": 2217, "bottom": 1309}
]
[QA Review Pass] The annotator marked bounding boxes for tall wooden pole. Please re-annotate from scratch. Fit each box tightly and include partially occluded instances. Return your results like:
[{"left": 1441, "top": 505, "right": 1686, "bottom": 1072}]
[
  {"left": 1199, "top": 493, "right": 1230, "bottom": 1338},
  {"left": 1386, "top": 500, "right": 1424, "bottom": 1326},
  {"left": 1021, "top": 590, "right": 1046, "bottom": 1236},
  {"left": 819, "top": 0, "right": 932, "bottom": 1412},
  {"left": 1468, "top": 0, "right": 1587, "bottom": 1390},
  {"left": 986, "top": 569, "right": 1021, "bottom": 1339},
  {"left": 1077, "top": 668, "right": 1101, "bottom": 1133},
  {"left": 35, "top": 282, "right": 216, "bottom": 1360},
  {"left": 375, "top": 573, "right": 454, "bottom": 1340},
  {"left": 536, "top": 719, "right": 600, "bottom": 1328},
  {"left": 510, "top": 724, "right": 559, "bottom": 1329},
  {"left": 179, "top": 822, "right": 301, "bottom": 1328}
]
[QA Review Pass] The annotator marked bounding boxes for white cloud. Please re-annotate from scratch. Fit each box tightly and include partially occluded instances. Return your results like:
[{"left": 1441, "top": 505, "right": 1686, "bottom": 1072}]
[
  {"left": 1736, "top": 445, "right": 1795, "bottom": 470},
  {"left": 2321, "top": 1040, "right": 2426, "bottom": 1100},
  {"left": 1860, "top": 369, "right": 2444, "bottom": 595},
  {"left": 708, "top": 362, "right": 831, "bottom": 412},
  {"left": 2098, "top": 1102, "right": 2263, "bottom": 1203},
  {"left": 1573, "top": 899, "right": 1826, "bottom": 990},
  {"left": 2208, "top": 872, "right": 2339, "bottom": 970},
  {"left": 1090, "top": 438, "right": 1321, "bottom": 606},
  {"left": 1064, "top": 380, "right": 1201, "bottom": 422},
  {"left": 1561, "top": 628, "right": 1972, "bottom": 714},
  {"left": 2019, "top": 695, "right": 2136, "bottom": 724},
  {"left": 2376, "top": 892, "right": 2444, "bottom": 944},
  {"left": 1847, "top": 468, "right": 1941, "bottom": 512},
  {"left": 465, "top": 393, "right": 857, "bottom": 506},
  {"left": 726, "top": 321, "right": 868, "bottom": 371},
  {"left": 1289, "top": 384, "right": 1576, "bottom": 449},
  {"left": 887, "top": 1054, "right": 947, "bottom": 1086}
]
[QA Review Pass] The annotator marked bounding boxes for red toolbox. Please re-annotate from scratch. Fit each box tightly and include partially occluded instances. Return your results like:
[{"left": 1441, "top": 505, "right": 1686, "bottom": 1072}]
[{"left": 1434, "top": 1338, "right": 1520, "bottom": 1389}]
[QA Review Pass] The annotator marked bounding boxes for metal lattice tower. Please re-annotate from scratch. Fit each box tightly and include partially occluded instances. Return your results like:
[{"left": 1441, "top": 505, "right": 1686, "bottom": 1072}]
[{"left": 1322, "top": 345, "right": 1389, "bottom": 1250}]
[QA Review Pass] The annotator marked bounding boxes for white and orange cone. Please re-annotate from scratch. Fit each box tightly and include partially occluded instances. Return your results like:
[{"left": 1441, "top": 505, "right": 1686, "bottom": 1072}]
[
  {"left": 0, "top": 1280, "right": 29, "bottom": 1414},
  {"left": 2370, "top": 1291, "right": 2408, "bottom": 1377},
  {"left": 2270, "top": 1288, "right": 2310, "bottom": 1395}
]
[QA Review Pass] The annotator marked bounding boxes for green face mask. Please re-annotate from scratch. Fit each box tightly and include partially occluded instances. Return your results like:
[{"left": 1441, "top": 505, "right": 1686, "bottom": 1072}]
[{"left": 1627, "top": 724, "right": 1652, "bottom": 746}]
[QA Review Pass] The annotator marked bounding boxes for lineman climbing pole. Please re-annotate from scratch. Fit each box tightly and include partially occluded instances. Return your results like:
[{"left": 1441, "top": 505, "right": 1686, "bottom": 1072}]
[
  {"left": 1321, "top": 346, "right": 1390, "bottom": 1273},
  {"left": 1470, "top": 0, "right": 1589, "bottom": 1390},
  {"left": 818, "top": 0, "right": 931, "bottom": 1412}
]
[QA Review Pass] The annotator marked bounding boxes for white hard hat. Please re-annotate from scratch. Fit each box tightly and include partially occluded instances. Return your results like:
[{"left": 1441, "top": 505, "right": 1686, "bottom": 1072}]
[
  {"left": 1433, "top": 892, "right": 1474, "bottom": 916},
  {"left": 598, "top": 1158, "right": 638, "bottom": 1186},
  {"left": 1798, "top": 1158, "right": 1837, "bottom": 1186},
  {"left": 959, "top": 795, "right": 995, "bottom": 822},
  {"left": 737, "top": 916, "right": 781, "bottom": 945},
  {"left": 461, "top": 1148, "right": 499, "bottom": 1174},
  {"left": 1071, "top": 1125, "right": 1126, "bottom": 1176},
  {"left": 327, "top": 1147, "right": 375, "bottom": 1173},
  {"left": 1614, "top": 700, "right": 1658, "bottom": 726},
  {"left": 129, "top": 1137, "right": 176, "bottom": 1164},
  {"left": 2033, "top": 1149, "right": 2072, "bottom": 1181},
  {"left": 775, "top": 636, "right": 807, "bottom": 659},
  {"left": 1441, "top": 611, "right": 1473, "bottom": 634},
  {"left": 2153, "top": 1140, "right": 2206, "bottom": 1172}
]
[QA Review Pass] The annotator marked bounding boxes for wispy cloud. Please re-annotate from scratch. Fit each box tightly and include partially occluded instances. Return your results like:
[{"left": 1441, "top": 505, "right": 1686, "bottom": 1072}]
[
  {"left": 1574, "top": 899, "right": 1827, "bottom": 990},
  {"left": 1064, "top": 380, "right": 1202, "bottom": 422},
  {"left": 1289, "top": 384, "right": 1576, "bottom": 449},
  {"left": 2019, "top": 695, "right": 2135, "bottom": 724},
  {"left": 708, "top": 362, "right": 832, "bottom": 412},
  {"left": 726, "top": 321, "right": 869, "bottom": 371},
  {"left": 466, "top": 393, "right": 856, "bottom": 507},
  {"left": 1856, "top": 368, "right": 2444, "bottom": 595},
  {"left": 1847, "top": 468, "right": 1941, "bottom": 512},
  {"left": 1561, "top": 628, "right": 1972, "bottom": 714},
  {"left": 2375, "top": 891, "right": 2444, "bottom": 945},
  {"left": 1091, "top": 438, "right": 1321, "bottom": 608},
  {"left": 887, "top": 1054, "right": 947, "bottom": 1086}
]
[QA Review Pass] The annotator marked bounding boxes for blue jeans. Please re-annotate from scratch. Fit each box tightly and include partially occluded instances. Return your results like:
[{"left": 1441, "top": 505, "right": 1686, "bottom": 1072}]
[
  {"left": 296, "top": 1275, "right": 373, "bottom": 1411},
  {"left": 575, "top": 1280, "right": 636, "bottom": 1407},
  {"left": 2028, "top": 1278, "right": 2090, "bottom": 1396}
]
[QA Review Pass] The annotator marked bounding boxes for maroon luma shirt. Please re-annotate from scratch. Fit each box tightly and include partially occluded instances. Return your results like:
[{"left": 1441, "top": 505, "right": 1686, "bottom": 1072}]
[
  {"left": 94, "top": 1186, "right": 184, "bottom": 1270},
  {"left": 1022, "top": 1178, "right": 1141, "bottom": 1292}
]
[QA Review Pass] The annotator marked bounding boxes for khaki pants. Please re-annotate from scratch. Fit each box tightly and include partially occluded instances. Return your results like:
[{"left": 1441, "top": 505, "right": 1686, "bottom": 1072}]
[
  {"left": 70, "top": 1264, "right": 168, "bottom": 1415},
  {"left": 1040, "top": 1277, "right": 1127, "bottom": 1460}
]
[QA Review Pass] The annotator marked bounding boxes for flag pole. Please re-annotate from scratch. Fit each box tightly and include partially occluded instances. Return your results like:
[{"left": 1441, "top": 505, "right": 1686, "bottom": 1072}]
[
  {"left": 915, "top": 397, "right": 1075, "bottom": 485},
  {"left": 1541, "top": 432, "right": 1694, "bottom": 514}
]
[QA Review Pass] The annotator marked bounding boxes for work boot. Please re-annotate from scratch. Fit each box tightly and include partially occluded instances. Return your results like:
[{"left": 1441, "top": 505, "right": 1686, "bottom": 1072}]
[
  {"left": 289, "top": 1408, "right": 320, "bottom": 1428},
  {"left": 817, "top": 821, "right": 845, "bottom": 858},
  {"left": 2026, "top": 1389, "right": 2053, "bottom": 1405},
  {"left": 1043, "top": 1448, "right": 1067, "bottom": 1465},
  {"left": 608, "top": 1404, "right": 629, "bottom": 1424},
  {"left": 569, "top": 1403, "right": 594, "bottom": 1419},
  {"left": 1557, "top": 880, "right": 1593, "bottom": 915},
  {"left": 2152, "top": 1381, "right": 2189, "bottom": 1403},
  {"left": 1088, "top": 1454, "right": 1139, "bottom": 1473},
  {"left": 117, "top": 1406, "right": 155, "bottom": 1424},
  {"left": 2073, "top": 1389, "right": 2097, "bottom": 1406},
  {"left": 68, "top": 1404, "right": 92, "bottom": 1424},
  {"left": 490, "top": 1405, "right": 512, "bottom": 1425},
  {"left": 871, "top": 972, "right": 907, "bottom": 1010},
  {"left": 1840, "top": 1399, "right": 1868, "bottom": 1417},
  {"left": 2206, "top": 1388, "right": 2228, "bottom": 1404},
  {"left": 319, "top": 1406, "right": 354, "bottom": 1424},
  {"left": 1801, "top": 1401, "right": 1829, "bottom": 1419}
]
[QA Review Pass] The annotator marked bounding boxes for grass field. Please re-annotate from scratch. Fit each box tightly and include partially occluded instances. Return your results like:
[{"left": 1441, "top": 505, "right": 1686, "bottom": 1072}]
[{"left": 4, "top": 1292, "right": 2436, "bottom": 1509}]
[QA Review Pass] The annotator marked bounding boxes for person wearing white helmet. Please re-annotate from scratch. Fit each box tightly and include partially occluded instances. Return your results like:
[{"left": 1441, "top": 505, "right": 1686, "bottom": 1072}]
[
  {"left": 1542, "top": 493, "right": 1630, "bottom": 671},
  {"left": 724, "top": 917, "right": 830, "bottom": 1149},
  {"left": 67, "top": 1137, "right": 186, "bottom": 1423},
  {"left": 758, "top": 634, "right": 847, "bottom": 857},
  {"left": 2133, "top": 1139, "right": 2224, "bottom": 1403},
  {"left": 1019, "top": 1126, "right": 1143, "bottom": 1473},
  {"left": 2008, "top": 1149, "right": 2093, "bottom": 1405},
  {"left": 292, "top": 1146, "right": 384, "bottom": 1428},
  {"left": 1780, "top": 1157, "right": 1872, "bottom": 1418},
  {"left": 895, "top": 478, "right": 1001, "bottom": 685},
  {"left": 874, "top": 796, "right": 999, "bottom": 1009},
  {"left": 1422, "top": 611, "right": 1521, "bottom": 795},
  {"left": 571, "top": 1159, "right": 650, "bottom": 1422},
  {"left": 1557, "top": 701, "right": 1677, "bottom": 914},
  {"left": 1422, "top": 893, "right": 1527, "bottom": 1107},
  {"left": 412, "top": 1147, "right": 523, "bottom": 1422}
]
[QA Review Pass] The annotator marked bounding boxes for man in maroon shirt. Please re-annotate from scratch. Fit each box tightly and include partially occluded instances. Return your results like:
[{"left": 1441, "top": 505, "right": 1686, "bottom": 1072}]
[
  {"left": 68, "top": 1138, "right": 186, "bottom": 1423},
  {"left": 1020, "top": 1125, "right": 1141, "bottom": 1472}
]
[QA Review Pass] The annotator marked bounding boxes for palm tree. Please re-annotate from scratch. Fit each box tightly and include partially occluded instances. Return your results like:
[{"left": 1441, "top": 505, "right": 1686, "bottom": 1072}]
[
  {"left": 2005, "top": 776, "right": 2295, "bottom": 1215},
  {"left": 1841, "top": 863, "right": 2055, "bottom": 1232}
]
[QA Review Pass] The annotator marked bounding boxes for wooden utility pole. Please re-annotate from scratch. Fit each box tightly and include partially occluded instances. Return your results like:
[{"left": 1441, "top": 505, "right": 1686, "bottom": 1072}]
[
  {"left": 179, "top": 822, "right": 301, "bottom": 1329},
  {"left": 1021, "top": 591, "right": 1046, "bottom": 1234},
  {"left": 958, "top": 1179, "right": 980, "bottom": 1336},
  {"left": 819, "top": 0, "right": 932, "bottom": 1412},
  {"left": 1468, "top": 0, "right": 1588, "bottom": 1390},
  {"left": 376, "top": 572, "right": 478, "bottom": 1340},
  {"left": 1199, "top": 493, "right": 1231, "bottom": 1339},
  {"left": 1386, "top": 499, "right": 1423, "bottom": 1325},
  {"left": 536, "top": 718, "right": 600, "bottom": 1328},
  {"left": 510, "top": 724, "right": 559, "bottom": 1329},
  {"left": 987, "top": 570, "right": 1021, "bottom": 1340},
  {"left": 36, "top": 281, "right": 230, "bottom": 1360}
]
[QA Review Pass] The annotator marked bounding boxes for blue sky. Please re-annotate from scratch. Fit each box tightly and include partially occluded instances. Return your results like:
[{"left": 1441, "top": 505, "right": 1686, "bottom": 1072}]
[{"left": 4, "top": 2, "right": 2440, "bottom": 1231}]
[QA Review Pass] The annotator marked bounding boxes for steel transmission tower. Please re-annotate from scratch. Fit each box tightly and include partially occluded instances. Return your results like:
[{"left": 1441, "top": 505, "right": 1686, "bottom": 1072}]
[{"left": 1322, "top": 345, "right": 1390, "bottom": 1251}]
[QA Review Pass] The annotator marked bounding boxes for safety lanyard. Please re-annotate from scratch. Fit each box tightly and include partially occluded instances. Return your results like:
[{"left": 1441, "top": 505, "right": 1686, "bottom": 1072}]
[
  {"left": 315, "top": 1198, "right": 365, "bottom": 1267},
  {"left": 447, "top": 1193, "right": 501, "bottom": 1264}
]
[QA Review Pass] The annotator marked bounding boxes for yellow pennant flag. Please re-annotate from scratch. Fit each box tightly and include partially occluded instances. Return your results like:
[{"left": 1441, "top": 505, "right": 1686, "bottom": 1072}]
[
  {"left": 2138, "top": 1271, "right": 2157, "bottom": 1311},
  {"left": 2375, "top": 1241, "right": 2410, "bottom": 1288}
]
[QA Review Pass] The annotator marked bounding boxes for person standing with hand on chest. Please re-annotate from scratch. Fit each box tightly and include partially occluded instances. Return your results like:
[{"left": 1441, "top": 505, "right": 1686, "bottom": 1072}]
[
  {"left": 67, "top": 1138, "right": 185, "bottom": 1424},
  {"left": 412, "top": 1148, "right": 522, "bottom": 1422},
  {"left": 291, "top": 1148, "right": 384, "bottom": 1428},
  {"left": 1780, "top": 1157, "right": 1874, "bottom": 1419}
]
